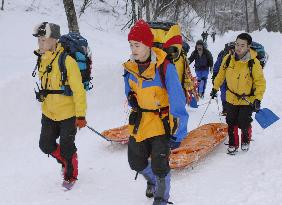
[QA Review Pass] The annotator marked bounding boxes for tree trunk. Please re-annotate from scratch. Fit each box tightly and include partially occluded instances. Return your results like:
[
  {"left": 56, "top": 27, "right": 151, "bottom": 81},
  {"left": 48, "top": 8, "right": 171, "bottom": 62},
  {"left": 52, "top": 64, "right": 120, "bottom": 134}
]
[
  {"left": 274, "top": 0, "right": 282, "bottom": 32},
  {"left": 1, "top": 0, "right": 4, "bottom": 10},
  {"left": 173, "top": 0, "right": 181, "bottom": 22},
  {"left": 145, "top": 0, "right": 150, "bottom": 21},
  {"left": 131, "top": 0, "right": 137, "bottom": 23},
  {"left": 63, "top": 0, "right": 80, "bottom": 33},
  {"left": 253, "top": 0, "right": 261, "bottom": 30},
  {"left": 203, "top": 0, "right": 208, "bottom": 28},
  {"left": 244, "top": 0, "right": 250, "bottom": 32}
]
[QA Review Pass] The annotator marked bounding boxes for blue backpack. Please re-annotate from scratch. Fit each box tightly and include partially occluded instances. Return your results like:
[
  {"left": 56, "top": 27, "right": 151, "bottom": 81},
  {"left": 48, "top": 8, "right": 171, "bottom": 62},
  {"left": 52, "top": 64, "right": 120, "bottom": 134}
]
[
  {"left": 250, "top": 41, "right": 268, "bottom": 68},
  {"left": 58, "top": 32, "right": 93, "bottom": 96}
]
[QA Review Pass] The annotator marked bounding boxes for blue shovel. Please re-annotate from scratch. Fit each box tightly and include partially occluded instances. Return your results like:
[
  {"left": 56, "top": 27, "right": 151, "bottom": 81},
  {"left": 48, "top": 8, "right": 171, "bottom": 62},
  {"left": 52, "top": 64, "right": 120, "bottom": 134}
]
[{"left": 243, "top": 98, "right": 280, "bottom": 129}]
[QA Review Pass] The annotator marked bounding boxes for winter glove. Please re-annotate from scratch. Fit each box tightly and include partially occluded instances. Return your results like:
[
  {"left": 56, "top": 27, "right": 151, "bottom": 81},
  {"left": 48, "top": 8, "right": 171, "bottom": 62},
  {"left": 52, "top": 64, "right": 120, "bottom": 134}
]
[
  {"left": 253, "top": 99, "right": 261, "bottom": 112},
  {"left": 210, "top": 88, "right": 218, "bottom": 99},
  {"left": 169, "top": 139, "right": 181, "bottom": 150},
  {"left": 127, "top": 91, "right": 139, "bottom": 110},
  {"left": 75, "top": 117, "right": 87, "bottom": 129}
]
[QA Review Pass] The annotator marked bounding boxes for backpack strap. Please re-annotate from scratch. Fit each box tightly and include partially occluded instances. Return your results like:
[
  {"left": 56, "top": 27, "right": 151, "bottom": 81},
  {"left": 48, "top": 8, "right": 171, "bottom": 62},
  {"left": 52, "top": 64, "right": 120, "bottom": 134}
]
[
  {"left": 58, "top": 51, "right": 69, "bottom": 86},
  {"left": 159, "top": 59, "right": 170, "bottom": 89},
  {"left": 248, "top": 59, "right": 255, "bottom": 79},
  {"left": 224, "top": 54, "right": 232, "bottom": 69}
]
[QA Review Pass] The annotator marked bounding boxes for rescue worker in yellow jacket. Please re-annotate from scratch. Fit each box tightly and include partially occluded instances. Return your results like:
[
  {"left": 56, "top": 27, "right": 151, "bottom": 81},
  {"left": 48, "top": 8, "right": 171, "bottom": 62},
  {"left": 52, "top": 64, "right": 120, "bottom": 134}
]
[
  {"left": 210, "top": 33, "right": 266, "bottom": 154},
  {"left": 32, "top": 22, "right": 87, "bottom": 183},
  {"left": 124, "top": 20, "right": 188, "bottom": 205}
]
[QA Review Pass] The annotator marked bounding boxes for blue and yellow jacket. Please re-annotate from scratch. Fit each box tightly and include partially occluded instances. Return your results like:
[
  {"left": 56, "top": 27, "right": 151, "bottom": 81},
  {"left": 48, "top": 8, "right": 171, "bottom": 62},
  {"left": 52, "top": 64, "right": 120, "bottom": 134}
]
[{"left": 123, "top": 47, "right": 188, "bottom": 142}]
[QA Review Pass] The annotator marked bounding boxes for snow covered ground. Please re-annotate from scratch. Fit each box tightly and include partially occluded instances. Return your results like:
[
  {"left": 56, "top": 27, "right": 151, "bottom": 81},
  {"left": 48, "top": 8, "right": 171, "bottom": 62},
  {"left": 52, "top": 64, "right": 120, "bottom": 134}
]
[{"left": 0, "top": 1, "right": 282, "bottom": 205}]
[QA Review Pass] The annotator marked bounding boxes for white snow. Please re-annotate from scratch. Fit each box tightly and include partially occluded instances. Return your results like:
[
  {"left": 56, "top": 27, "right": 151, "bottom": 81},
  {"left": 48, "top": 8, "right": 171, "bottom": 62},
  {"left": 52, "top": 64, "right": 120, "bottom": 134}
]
[{"left": 0, "top": 1, "right": 282, "bottom": 205}]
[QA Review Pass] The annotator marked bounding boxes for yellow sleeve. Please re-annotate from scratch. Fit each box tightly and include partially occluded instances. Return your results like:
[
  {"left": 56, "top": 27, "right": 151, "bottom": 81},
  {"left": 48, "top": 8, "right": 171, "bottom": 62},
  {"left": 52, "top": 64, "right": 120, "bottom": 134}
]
[
  {"left": 252, "top": 59, "right": 266, "bottom": 101},
  {"left": 65, "top": 56, "right": 87, "bottom": 117},
  {"left": 213, "top": 55, "right": 228, "bottom": 90}
]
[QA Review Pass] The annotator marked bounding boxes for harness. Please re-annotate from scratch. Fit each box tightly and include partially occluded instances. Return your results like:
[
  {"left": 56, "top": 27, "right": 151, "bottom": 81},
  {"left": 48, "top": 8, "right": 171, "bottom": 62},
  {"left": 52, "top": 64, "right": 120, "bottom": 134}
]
[
  {"left": 224, "top": 54, "right": 256, "bottom": 100},
  {"left": 33, "top": 51, "right": 65, "bottom": 102}
]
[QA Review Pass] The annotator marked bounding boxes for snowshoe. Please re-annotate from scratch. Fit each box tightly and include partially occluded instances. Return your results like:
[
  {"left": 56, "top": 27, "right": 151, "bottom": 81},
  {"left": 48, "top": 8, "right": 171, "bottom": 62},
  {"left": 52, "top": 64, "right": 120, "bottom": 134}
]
[
  {"left": 241, "top": 142, "right": 250, "bottom": 152},
  {"left": 145, "top": 182, "right": 155, "bottom": 198},
  {"left": 227, "top": 146, "right": 238, "bottom": 155}
]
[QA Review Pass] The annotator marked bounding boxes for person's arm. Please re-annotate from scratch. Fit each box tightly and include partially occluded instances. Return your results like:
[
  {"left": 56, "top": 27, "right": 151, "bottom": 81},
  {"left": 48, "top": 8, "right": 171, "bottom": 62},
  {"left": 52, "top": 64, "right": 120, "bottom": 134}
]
[
  {"left": 188, "top": 51, "right": 196, "bottom": 64},
  {"left": 165, "top": 63, "right": 189, "bottom": 142},
  {"left": 213, "top": 55, "right": 229, "bottom": 90},
  {"left": 65, "top": 56, "right": 87, "bottom": 118},
  {"left": 252, "top": 59, "right": 266, "bottom": 101}
]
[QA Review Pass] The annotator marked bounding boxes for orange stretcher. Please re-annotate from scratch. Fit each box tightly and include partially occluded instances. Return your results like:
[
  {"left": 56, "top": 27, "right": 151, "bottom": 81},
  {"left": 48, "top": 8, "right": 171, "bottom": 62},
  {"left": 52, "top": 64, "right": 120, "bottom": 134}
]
[{"left": 101, "top": 123, "right": 228, "bottom": 168}]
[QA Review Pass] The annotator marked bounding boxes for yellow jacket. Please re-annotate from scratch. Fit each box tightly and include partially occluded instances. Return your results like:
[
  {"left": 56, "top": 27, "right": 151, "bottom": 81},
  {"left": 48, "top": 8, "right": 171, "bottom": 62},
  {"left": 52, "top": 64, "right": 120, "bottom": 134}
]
[
  {"left": 123, "top": 47, "right": 188, "bottom": 142},
  {"left": 213, "top": 49, "right": 266, "bottom": 105},
  {"left": 37, "top": 44, "right": 87, "bottom": 121}
]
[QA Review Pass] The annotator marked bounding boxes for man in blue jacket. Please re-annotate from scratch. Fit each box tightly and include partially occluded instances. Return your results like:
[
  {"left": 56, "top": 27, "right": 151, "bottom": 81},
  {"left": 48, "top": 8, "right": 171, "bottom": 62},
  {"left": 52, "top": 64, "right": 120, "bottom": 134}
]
[{"left": 188, "top": 40, "right": 213, "bottom": 98}]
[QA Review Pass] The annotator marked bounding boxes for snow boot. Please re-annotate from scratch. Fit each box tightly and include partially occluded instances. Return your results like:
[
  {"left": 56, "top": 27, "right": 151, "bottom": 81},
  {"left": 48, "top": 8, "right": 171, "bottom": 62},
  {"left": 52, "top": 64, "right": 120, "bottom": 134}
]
[
  {"left": 241, "top": 143, "right": 250, "bottom": 152},
  {"left": 153, "top": 173, "right": 172, "bottom": 205},
  {"left": 140, "top": 162, "right": 156, "bottom": 198},
  {"left": 227, "top": 146, "right": 238, "bottom": 155}
]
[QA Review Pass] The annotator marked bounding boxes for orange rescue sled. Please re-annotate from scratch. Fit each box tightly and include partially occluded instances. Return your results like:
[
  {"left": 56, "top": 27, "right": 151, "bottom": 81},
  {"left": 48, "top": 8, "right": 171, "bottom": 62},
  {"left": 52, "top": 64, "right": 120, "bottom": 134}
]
[{"left": 101, "top": 123, "right": 228, "bottom": 168}]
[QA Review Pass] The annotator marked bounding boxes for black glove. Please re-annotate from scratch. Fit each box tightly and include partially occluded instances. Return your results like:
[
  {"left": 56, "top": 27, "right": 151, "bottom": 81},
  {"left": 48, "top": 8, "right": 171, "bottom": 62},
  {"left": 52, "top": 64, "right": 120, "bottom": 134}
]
[
  {"left": 127, "top": 91, "right": 139, "bottom": 110},
  {"left": 253, "top": 99, "right": 261, "bottom": 112},
  {"left": 210, "top": 88, "right": 218, "bottom": 99}
]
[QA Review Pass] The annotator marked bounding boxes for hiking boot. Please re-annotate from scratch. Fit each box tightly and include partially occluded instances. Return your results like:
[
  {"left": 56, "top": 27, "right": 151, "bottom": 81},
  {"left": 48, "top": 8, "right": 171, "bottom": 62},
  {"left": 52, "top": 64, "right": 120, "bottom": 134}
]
[
  {"left": 146, "top": 182, "right": 155, "bottom": 198},
  {"left": 227, "top": 146, "right": 238, "bottom": 155},
  {"left": 241, "top": 142, "right": 250, "bottom": 152}
]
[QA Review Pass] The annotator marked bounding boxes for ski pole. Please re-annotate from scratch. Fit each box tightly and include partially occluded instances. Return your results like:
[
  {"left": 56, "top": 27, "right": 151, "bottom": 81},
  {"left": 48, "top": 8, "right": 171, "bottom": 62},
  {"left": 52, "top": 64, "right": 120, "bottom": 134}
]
[
  {"left": 197, "top": 98, "right": 212, "bottom": 127},
  {"left": 86, "top": 125, "right": 111, "bottom": 142},
  {"left": 215, "top": 97, "right": 223, "bottom": 122}
]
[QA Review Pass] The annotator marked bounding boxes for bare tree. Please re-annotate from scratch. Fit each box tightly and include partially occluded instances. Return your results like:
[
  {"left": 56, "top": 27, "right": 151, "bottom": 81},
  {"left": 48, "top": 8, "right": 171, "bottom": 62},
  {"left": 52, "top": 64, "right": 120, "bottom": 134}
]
[
  {"left": 145, "top": 0, "right": 150, "bottom": 21},
  {"left": 131, "top": 0, "right": 137, "bottom": 23},
  {"left": 244, "top": 0, "right": 250, "bottom": 32},
  {"left": 274, "top": 0, "right": 282, "bottom": 32},
  {"left": 63, "top": 0, "right": 80, "bottom": 33},
  {"left": 79, "top": 0, "right": 92, "bottom": 17},
  {"left": 253, "top": 0, "right": 261, "bottom": 30},
  {"left": 1, "top": 0, "right": 4, "bottom": 10}
]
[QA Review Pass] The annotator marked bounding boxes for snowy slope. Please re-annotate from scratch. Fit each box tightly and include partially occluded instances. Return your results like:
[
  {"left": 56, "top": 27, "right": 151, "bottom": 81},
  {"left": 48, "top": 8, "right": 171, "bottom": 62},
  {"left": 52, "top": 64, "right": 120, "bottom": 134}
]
[{"left": 1, "top": 1, "right": 282, "bottom": 205}]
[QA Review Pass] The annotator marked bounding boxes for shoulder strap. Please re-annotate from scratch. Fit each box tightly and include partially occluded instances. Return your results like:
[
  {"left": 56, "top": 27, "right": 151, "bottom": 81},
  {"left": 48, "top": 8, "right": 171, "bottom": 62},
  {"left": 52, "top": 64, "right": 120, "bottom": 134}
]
[
  {"left": 224, "top": 54, "right": 232, "bottom": 69},
  {"left": 159, "top": 59, "right": 170, "bottom": 89},
  {"left": 58, "top": 51, "right": 68, "bottom": 86},
  {"left": 248, "top": 59, "right": 255, "bottom": 79}
]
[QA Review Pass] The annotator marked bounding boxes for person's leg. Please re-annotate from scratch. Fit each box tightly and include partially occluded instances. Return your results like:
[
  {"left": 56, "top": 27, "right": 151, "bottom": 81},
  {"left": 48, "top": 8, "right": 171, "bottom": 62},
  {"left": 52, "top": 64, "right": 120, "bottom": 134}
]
[
  {"left": 196, "top": 70, "right": 204, "bottom": 97},
  {"left": 201, "top": 69, "right": 209, "bottom": 95},
  {"left": 59, "top": 117, "right": 77, "bottom": 181},
  {"left": 226, "top": 103, "right": 239, "bottom": 152},
  {"left": 238, "top": 105, "right": 253, "bottom": 150},
  {"left": 39, "top": 115, "right": 59, "bottom": 154},
  {"left": 128, "top": 137, "right": 153, "bottom": 197},
  {"left": 151, "top": 136, "right": 171, "bottom": 205}
]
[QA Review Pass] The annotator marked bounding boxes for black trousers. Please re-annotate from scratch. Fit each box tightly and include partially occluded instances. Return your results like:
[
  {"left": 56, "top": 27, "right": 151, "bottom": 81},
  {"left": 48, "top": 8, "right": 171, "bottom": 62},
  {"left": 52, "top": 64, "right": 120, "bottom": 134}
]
[
  {"left": 226, "top": 102, "right": 253, "bottom": 129},
  {"left": 39, "top": 115, "right": 77, "bottom": 160},
  {"left": 226, "top": 103, "right": 253, "bottom": 145},
  {"left": 128, "top": 135, "right": 170, "bottom": 178}
]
